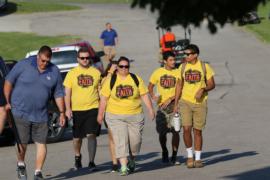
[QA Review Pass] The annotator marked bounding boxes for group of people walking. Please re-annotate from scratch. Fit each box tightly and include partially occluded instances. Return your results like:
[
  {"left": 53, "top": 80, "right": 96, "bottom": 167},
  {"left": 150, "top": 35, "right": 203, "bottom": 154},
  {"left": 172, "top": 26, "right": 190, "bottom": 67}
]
[{"left": 0, "top": 23, "right": 215, "bottom": 180}]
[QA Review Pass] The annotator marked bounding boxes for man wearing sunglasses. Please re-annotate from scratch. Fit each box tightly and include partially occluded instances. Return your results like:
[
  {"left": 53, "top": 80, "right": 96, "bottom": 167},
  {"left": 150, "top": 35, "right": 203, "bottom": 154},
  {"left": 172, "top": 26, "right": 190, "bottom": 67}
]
[
  {"left": 64, "top": 47, "right": 101, "bottom": 171},
  {"left": 4, "top": 46, "right": 65, "bottom": 180},
  {"left": 173, "top": 44, "right": 215, "bottom": 168}
]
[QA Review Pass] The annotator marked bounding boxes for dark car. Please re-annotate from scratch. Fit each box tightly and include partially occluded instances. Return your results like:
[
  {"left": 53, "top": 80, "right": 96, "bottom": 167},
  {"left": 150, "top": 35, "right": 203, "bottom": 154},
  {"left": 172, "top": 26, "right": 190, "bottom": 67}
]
[{"left": 0, "top": 0, "right": 8, "bottom": 10}]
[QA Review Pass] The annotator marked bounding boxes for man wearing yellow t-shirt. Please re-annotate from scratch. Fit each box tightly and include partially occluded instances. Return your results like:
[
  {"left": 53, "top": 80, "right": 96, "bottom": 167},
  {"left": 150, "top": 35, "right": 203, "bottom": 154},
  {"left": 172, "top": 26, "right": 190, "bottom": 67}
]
[
  {"left": 174, "top": 44, "right": 215, "bottom": 168},
  {"left": 148, "top": 51, "right": 180, "bottom": 165},
  {"left": 64, "top": 47, "right": 101, "bottom": 171}
]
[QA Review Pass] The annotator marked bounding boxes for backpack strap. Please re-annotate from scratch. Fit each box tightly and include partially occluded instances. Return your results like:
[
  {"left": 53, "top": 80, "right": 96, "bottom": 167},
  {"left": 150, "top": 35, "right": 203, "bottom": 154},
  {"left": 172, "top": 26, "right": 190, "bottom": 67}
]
[
  {"left": 110, "top": 73, "right": 117, "bottom": 90},
  {"left": 110, "top": 73, "right": 139, "bottom": 90},
  {"left": 181, "top": 62, "right": 187, "bottom": 81},
  {"left": 130, "top": 73, "right": 139, "bottom": 87},
  {"left": 200, "top": 61, "right": 207, "bottom": 83}
]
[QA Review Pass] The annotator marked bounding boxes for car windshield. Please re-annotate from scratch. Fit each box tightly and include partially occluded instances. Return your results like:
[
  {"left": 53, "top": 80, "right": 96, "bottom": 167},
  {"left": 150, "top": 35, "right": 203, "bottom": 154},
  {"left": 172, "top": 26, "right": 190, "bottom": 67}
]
[{"left": 51, "top": 50, "right": 77, "bottom": 65}]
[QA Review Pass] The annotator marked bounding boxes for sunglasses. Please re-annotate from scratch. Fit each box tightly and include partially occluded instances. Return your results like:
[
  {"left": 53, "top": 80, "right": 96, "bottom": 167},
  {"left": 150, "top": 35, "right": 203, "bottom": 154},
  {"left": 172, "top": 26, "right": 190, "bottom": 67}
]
[
  {"left": 184, "top": 52, "right": 196, "bottom": 56},
  {"left": 40, "top": 59, "right": 50, "bottom": 64},
  {"left": 79, "top": 56, "right": 90, "bottom": 60},
  {"left": 118, "top": 65, "right": 129, "bottom": 69}
]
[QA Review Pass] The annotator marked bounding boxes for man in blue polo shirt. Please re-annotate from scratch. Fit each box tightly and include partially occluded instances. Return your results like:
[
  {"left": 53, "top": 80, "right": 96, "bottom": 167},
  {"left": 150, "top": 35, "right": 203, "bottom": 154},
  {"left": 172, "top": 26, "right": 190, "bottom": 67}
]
[
  {"left": 100, "top": 22, "right": 118, "bottom": 62},
  {"left": 4, "top": 46, "right": 66, "bottom": 180}
]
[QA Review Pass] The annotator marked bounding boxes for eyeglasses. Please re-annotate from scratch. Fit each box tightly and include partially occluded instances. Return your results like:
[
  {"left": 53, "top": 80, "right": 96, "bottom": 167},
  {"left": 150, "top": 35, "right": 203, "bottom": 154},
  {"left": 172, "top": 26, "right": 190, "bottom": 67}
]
[
  {"left": 184, "top": 52, "right": 196, "bottom": 56},
  {"left": 79, "top": 56, "right": 90, "bottom": 60},
  {"left": 118, "top": 65, "right": 129, "bottom": 69},
  {"left": 40, "top": 59, "right": 50, "bottom": 64}
]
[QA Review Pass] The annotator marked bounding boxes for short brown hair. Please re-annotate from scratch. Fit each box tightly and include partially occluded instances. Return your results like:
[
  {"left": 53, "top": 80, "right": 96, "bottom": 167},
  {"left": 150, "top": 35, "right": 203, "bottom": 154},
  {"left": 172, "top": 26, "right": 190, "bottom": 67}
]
[{"left": 38, "top": 45, "right": 52, "bottom": 58}]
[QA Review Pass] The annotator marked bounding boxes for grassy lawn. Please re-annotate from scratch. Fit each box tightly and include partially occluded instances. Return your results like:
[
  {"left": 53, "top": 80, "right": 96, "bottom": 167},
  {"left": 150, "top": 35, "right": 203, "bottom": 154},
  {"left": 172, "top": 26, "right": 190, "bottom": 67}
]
[
  {"left": 55, "top": 0, "right": 130, "bottom": 3},
  {"left": 6, "top": 0, "right": 81, "bottom": 14},
  {"left": 0, "top": 32, "right": 80, "bottom": 60},
  {"left": 245, "top": 1, "right": 270, "bottom": 43}
]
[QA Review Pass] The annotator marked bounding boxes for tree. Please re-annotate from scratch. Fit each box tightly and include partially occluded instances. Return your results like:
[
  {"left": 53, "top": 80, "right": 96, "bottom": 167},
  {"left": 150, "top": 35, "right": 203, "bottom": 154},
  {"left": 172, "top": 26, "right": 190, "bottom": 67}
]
[{"left": 131, "top": 0, "right": 267, "bottom": 33}]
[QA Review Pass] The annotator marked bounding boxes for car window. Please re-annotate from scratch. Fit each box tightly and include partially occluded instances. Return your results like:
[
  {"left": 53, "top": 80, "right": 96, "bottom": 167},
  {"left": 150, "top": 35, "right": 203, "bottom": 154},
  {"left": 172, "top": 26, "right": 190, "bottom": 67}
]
[{"left": 51, "top": 50, "right": 77, "bottom": 65}]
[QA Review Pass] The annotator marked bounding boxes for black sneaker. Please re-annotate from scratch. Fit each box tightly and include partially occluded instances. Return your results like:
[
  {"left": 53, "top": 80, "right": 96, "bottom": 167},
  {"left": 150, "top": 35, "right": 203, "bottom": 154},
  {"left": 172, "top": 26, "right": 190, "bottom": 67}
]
[
  {"left": 17, "top": 165, "right": 27, "bottom": 180},
  {"left": 88, "top": 162, "right": 97, "bottom": 172},
  {"left": 162, "top": 151, "right": 169, "bottom": 163},
  {"left": 34, "top": 171, "right": 44, "bottom": 180},
  {"left": 111, "top": 164, "right": 118, "bottom": 173},
  {"left": 127, "top": 159, "right": 136, "bottom": 173},
  {"left": 170, "top": 155, "right": 180, "bottom": 165},
  {"left": 75, "top": 155, "right": 82, "bottom": 169}
]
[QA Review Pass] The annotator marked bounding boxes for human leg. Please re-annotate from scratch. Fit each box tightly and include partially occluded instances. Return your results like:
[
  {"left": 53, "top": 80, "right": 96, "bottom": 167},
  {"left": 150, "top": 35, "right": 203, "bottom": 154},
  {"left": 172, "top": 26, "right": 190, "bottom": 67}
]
[{"left": 0, "top": 106, "right": 6, "bottom": 134}]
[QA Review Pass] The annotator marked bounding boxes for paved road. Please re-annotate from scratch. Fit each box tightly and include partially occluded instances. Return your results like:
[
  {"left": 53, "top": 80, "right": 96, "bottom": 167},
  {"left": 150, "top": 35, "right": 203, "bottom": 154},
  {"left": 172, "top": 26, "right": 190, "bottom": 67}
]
[{"left": 1, "top": 3, "right": 270, "bottom": 180}]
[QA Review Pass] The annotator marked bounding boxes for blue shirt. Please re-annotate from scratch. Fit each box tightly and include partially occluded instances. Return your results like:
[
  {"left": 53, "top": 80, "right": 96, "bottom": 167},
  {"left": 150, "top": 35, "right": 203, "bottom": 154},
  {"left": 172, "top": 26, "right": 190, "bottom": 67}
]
[
  {"left": 6, "top": 57, "right": 65, "bottom": 123},
  {"left": 100, "top": 29, "right": 118, "bottom": 46}
]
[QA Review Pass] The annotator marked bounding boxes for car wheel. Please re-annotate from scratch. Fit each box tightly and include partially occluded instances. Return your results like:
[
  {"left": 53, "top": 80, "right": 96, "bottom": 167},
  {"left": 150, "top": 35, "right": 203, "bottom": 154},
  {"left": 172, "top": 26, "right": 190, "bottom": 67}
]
[{"left": 47, "top": 111, "right": 65, "bottom": 143}]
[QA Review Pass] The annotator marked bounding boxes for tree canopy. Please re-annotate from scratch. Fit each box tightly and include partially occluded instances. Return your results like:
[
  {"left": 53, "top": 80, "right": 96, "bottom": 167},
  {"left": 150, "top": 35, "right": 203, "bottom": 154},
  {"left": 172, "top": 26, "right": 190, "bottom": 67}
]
[{"left": 131, "top": 0, "right": 267, "bottom": 33}]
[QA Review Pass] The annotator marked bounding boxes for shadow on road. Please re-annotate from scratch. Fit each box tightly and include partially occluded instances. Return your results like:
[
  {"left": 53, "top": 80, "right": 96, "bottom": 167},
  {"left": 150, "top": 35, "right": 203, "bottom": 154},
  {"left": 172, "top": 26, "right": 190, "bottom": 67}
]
[
  {"left": 46, "top": 152, "right": 163, "bottom": 179},
  {"left": 0, "top": 2, "right": 17, "bottom": 17},
  {"left": 222, "top": 166, "right": 270, "bottom": 180},
  {"left": 204, "top": 151, "right": 258, "bottom": 166}
]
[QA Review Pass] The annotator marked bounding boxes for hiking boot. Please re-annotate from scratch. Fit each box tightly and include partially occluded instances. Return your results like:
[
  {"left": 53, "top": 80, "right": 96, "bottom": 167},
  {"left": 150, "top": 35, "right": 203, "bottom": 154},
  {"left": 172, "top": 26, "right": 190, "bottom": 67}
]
[
  {"left": 17, "top": 164, "right": 27, "bottom": 180},
  {"left": 186, "top": 158, "right": 194, "bottom": 168},
  {"left": 33, "top": 172, "right": 44, "bottom": 180},
  {"left": 170, "top": 155, "right": 180, "bottom": 165},
  {"left": 88, "top": 162, "right": 97, "bottom": 172},
  {"left": 75, "top": 155, "right": 82, "bottom": 169},
  {"left": 194, "top": 160, "right": 204, "bottom": 168},
  {"left": 111, "top": 164, "right": 118, "bottom": 173},
  {"left": 119, "top": 166, "right": 129, "bottom": 176},
  {"left": 162, "top": 151, "right": 169, "bottom": 163},
  {"left": 127, "top": 159, "right": 136, "bottom": 173}
]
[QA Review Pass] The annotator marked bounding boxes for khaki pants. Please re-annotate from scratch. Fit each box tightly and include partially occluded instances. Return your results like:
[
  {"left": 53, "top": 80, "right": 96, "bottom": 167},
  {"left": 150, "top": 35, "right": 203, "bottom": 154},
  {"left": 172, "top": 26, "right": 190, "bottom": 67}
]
[
  {"left": 105, "top": 112, "right": 144, "bottom": 158},
  {"left": 104, "top": 46, "right": 116, "bottom": 61},
  {"left": 179, "top": 99, "right": 208, "bottom": 130}
]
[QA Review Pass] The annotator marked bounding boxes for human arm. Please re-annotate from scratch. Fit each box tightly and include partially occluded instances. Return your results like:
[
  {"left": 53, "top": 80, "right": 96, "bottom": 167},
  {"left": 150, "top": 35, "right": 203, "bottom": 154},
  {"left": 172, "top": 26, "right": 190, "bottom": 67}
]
[
  {"left": 195, "top": 76, "right": 215, "bottom": 101},
  {"left": 55, "top": 97, "right": 66, "bottom": 127},
  {"left": 148, "top": 83, "right": 159, "bottom": 103},
  {"left": 3, "top": 80, "right": 12, "bottom": 110},
  {"left": 64, "top": 87, "right": 72, "bottom": 120},
  {"left": 173, "top": 79, "right": 183, "bottom": 113},
  {"left": 141, "top": 93, "right": 155, "bottom": 121},
  {"left": 97, "top": 95, "right": 108, "bottom": 125}
]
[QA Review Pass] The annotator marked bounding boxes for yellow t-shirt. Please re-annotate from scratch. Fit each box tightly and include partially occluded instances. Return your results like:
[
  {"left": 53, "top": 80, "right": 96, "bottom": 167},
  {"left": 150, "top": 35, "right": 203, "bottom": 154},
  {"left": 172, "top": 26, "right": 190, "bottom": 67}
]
[
  {"left": 63, "top": 66, "right": 101, "bottom": 111},
  {"left": 179, "top": 59, "right": 215, "bottom": 104},
  {"left": 149, "top": 68, "right": 180, "bottom": 105},
  {"left": 100, "top": 74, "right": 148, "bottom": 115}
]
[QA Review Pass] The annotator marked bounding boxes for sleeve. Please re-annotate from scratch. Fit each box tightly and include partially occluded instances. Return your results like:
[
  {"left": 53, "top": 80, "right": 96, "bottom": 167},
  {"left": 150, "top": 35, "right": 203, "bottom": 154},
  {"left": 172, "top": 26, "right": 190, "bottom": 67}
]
[
  {"left": 205, "top": 63, "right": 215, "bottom": 80},
  {"left": 63, "top": 71, "right": 73, "bottom": 88},
  {"left": 100, "top": 31, "right": 105, "bottom": 39},
  {"left": 100, "top": 77, "right": 111, "bottom": 97},
  {"left": 114, "top": 30, "right": 118, "bottom": 37},
  {"left": 54, "top": 69, "right": 65, "bottom": 98},
  {"left": 5, "top": 61, "right": 24, "bottom": 84},
  {"left": 149, "top": 70, "right": 158, "bottom": 84},
  {"left": 137, "top": 76, "right": 148, "bottom": 95}
]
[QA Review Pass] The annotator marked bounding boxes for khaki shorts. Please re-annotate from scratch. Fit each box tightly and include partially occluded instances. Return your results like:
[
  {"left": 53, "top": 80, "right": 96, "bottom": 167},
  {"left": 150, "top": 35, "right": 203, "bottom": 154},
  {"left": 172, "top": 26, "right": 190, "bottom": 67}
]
[
  {"left": 105, "top": 112, "right": 144, "bottom": 158},
  {"left": 179, "top": 99, "right": 207, "bottom": 130},
  {"left": 104, "top": 46, "right": 116, "bottom": 60}
]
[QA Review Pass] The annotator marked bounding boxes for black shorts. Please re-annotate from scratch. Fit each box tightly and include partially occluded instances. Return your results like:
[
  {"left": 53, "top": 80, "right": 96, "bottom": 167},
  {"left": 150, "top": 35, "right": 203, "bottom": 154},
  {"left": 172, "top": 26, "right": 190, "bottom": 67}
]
[
  {"left": 72, "top": 108, "right": 100, "bottom": 138},
  {"left": 156, "top": 110, "right": 179, "bottom": 135}
]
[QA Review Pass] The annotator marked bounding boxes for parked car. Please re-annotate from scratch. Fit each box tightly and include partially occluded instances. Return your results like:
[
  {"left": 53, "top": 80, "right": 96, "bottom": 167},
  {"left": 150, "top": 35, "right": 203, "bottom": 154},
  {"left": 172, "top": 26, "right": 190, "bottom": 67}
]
[
  {"left": 1, "top": 41, "right": 104, "bottom": 144},
  {"left": 238, "top": 11, "right": 261, "bottom": 26},
  {"left": 0, "top": 0, "right": 7, "bottom": 10}
]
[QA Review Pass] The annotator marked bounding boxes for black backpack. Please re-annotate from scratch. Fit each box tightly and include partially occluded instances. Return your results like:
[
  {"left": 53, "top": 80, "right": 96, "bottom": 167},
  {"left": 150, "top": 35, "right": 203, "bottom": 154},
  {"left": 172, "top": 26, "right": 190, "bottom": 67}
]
[{"left": 110, "top": 73, "right": 139, "bottom": 90}]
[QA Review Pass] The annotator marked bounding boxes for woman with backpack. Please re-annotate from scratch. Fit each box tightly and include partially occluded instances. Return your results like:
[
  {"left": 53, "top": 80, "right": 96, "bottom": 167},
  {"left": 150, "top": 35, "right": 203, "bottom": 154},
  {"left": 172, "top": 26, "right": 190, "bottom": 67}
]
[{"left": 97, "top": 56, "right": 155, "bottom": 176}]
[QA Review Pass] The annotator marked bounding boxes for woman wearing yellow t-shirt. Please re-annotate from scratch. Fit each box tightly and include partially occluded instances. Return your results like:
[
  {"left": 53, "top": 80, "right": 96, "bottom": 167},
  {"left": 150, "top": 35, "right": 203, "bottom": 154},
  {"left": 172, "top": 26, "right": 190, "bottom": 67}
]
[{"left": 97, "top": 56, "right": 155, "bottom": 176}]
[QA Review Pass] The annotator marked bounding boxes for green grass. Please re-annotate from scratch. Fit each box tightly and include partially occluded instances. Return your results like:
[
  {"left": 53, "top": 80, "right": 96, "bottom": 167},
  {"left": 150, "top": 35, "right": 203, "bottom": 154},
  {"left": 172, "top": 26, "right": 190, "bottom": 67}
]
[
  {"left": 245, "top": 1, "right": 270, "bottom": 43},
  {"left": 0, "top": 32, "right": 80, "bottom": 60},
  {"left": 55, "top": 0, "right": 130, "bottom": 3},
  {"left": 7, "top": 0, "right": 81, "bottom": 14}
]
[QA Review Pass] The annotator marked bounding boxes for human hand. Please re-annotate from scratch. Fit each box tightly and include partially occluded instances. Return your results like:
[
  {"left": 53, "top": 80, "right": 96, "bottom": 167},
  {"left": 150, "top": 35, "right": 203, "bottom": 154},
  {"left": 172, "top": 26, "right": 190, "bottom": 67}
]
[
  {"left": 97, "top": 114, "right": 104, "bottom": 125},
  {"left": 195, "top": 88, "right": 205, "bottom": 101},
  {"left": 59, "top": 113, "right": 66, "bottom": 127},
  {"left": 65, "top": 109, "right": 73, "bottom": 120}
]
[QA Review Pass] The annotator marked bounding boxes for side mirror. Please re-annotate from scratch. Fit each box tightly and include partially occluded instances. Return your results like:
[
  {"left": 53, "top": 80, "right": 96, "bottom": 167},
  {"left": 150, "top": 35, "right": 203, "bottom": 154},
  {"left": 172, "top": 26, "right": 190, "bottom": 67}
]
[{"left": 96, "top": 51, "right": 105, "bottom": 58}]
